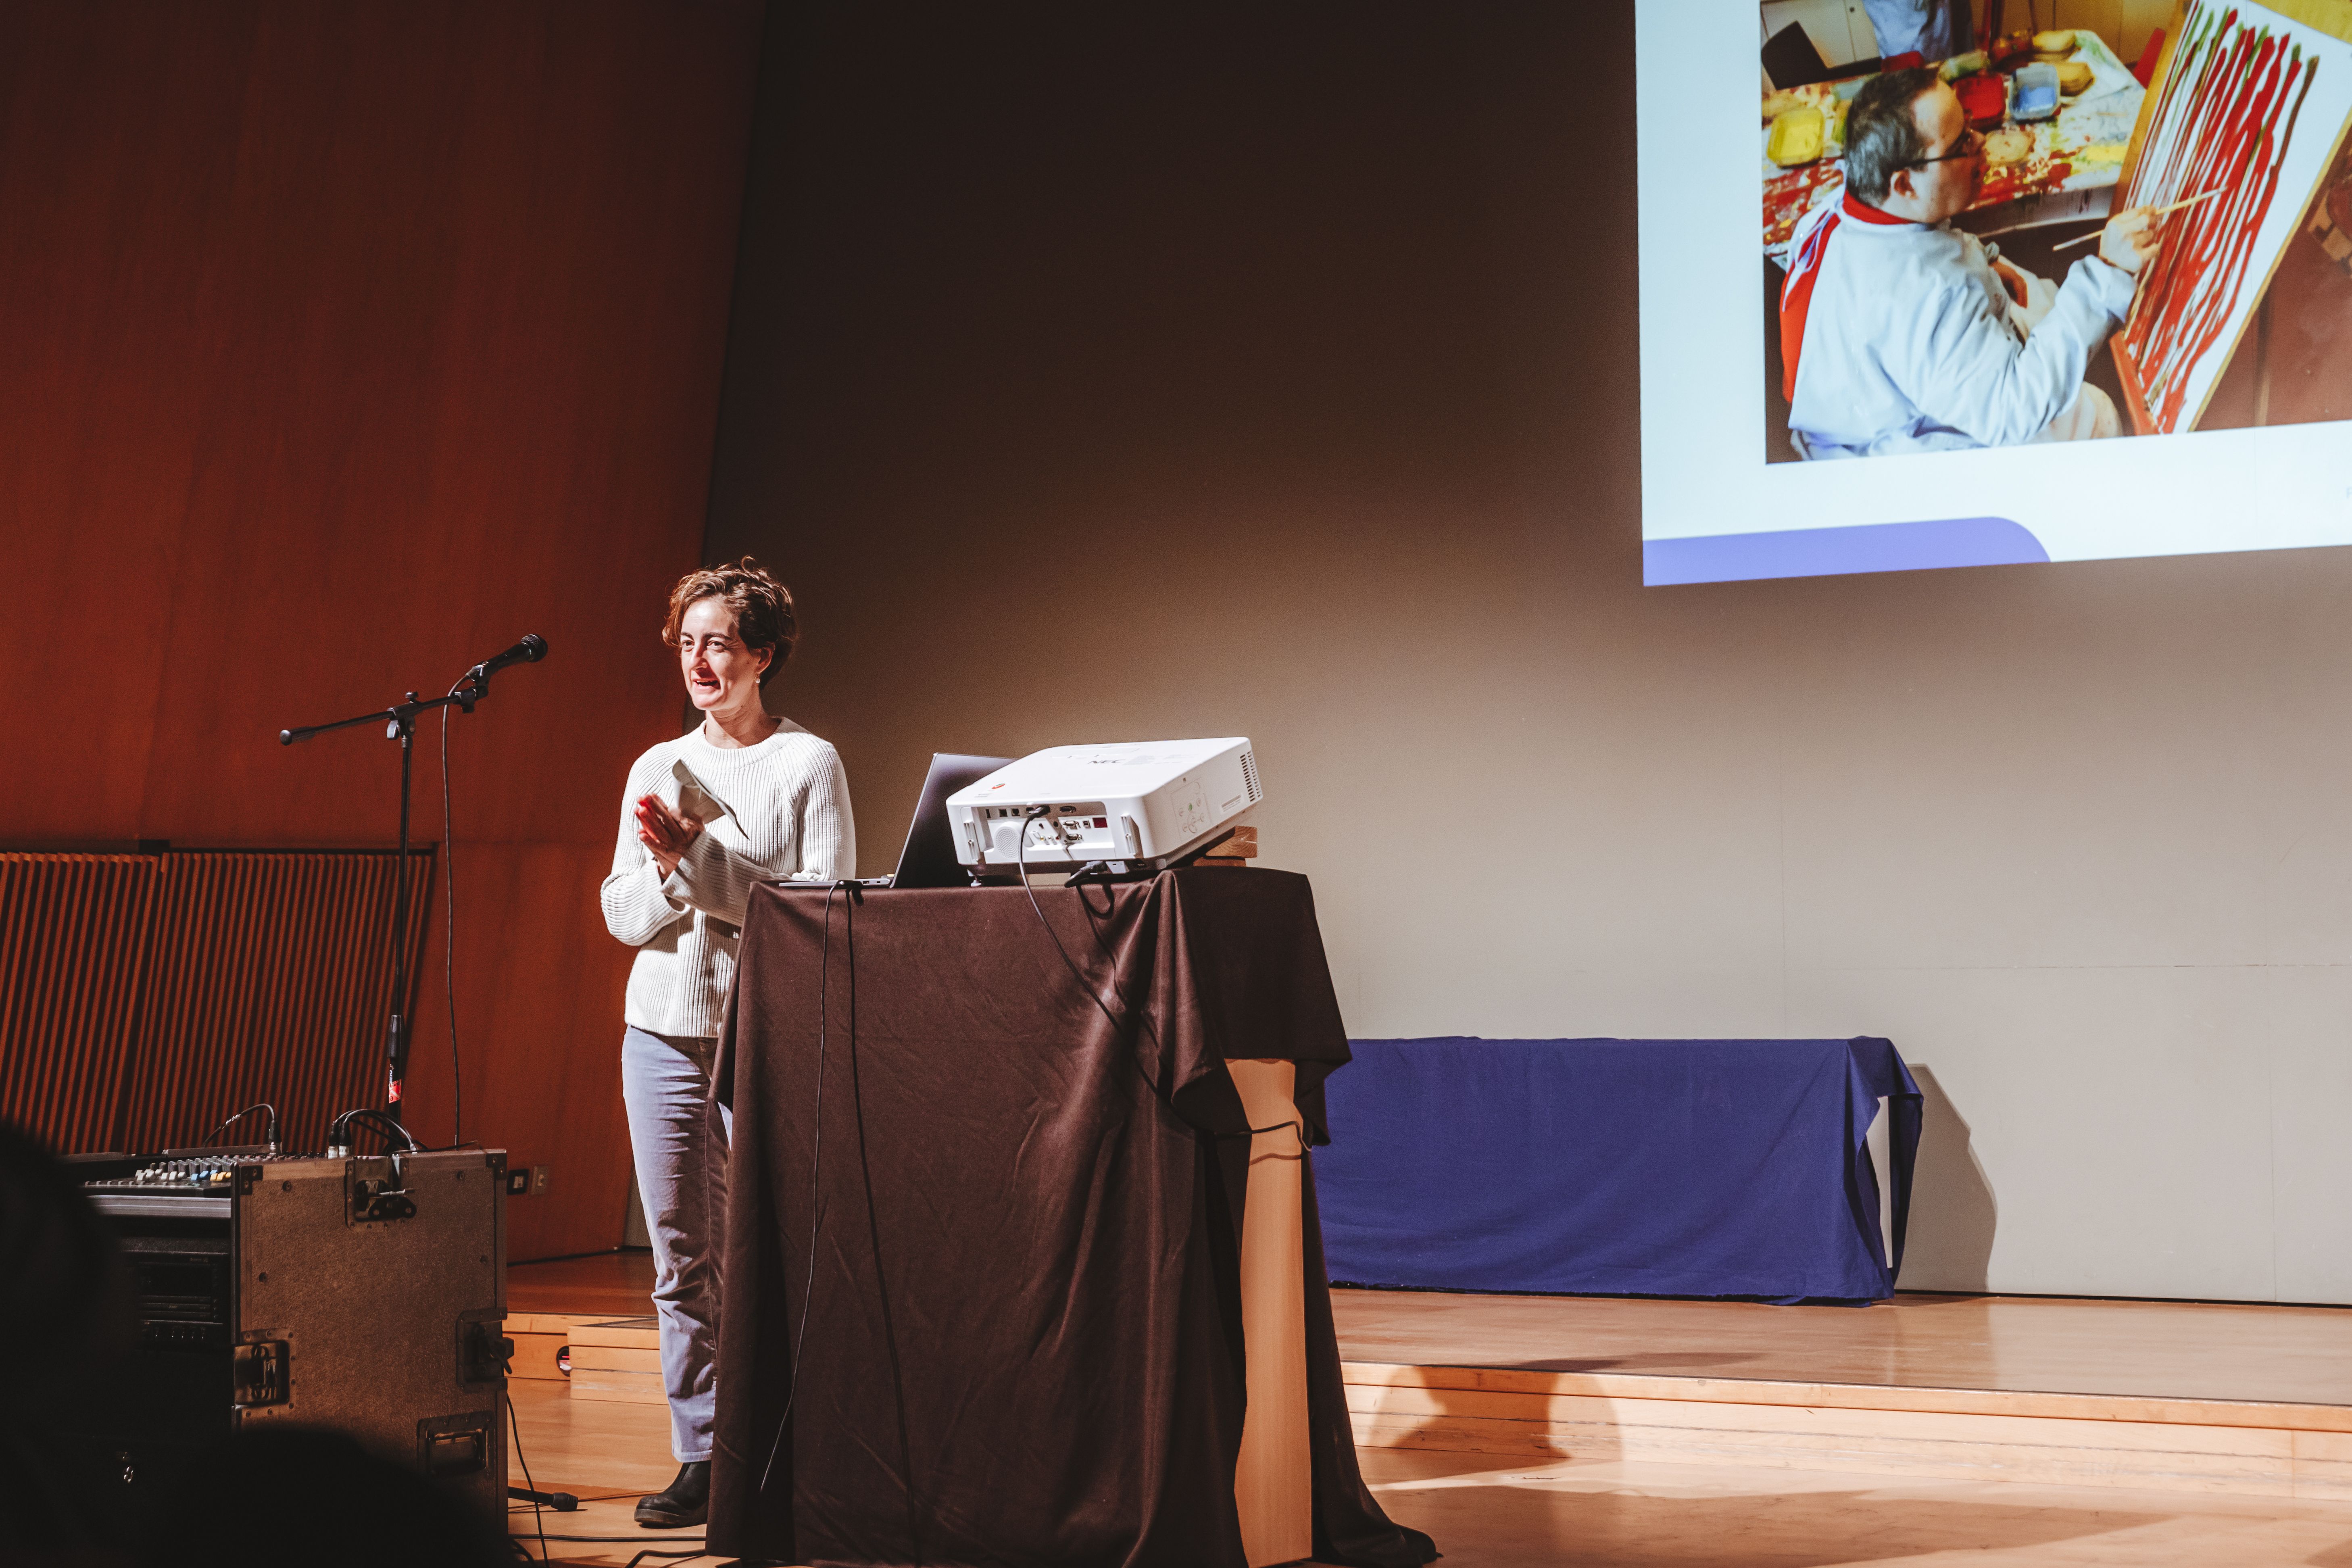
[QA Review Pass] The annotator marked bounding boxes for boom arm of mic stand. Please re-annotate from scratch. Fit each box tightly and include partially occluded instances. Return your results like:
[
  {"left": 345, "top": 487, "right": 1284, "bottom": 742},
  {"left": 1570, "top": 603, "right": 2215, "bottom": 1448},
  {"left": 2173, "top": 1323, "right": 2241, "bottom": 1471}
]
[
  {"left": 280, "top": 707, "right": 399, "bottom": 746},
  {"left": 280, "top": 690, "right": 473, "bottom": 746}
]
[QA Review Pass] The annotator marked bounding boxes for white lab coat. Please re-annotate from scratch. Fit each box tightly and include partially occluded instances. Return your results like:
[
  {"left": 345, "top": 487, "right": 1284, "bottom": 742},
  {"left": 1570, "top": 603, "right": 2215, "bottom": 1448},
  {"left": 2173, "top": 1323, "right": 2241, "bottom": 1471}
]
[{"left": 1786, "top": 202, "right": 2136, "bottom": 459}]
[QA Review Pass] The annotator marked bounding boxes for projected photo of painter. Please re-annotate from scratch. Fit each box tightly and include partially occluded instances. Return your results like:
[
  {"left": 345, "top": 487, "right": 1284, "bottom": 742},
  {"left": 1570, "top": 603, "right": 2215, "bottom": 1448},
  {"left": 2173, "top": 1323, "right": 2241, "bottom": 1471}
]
[
  {"left": 1777, "top": 64, "right": 2152, "bottom": 457},
  {"left": 1636, "top": 0, "right": 2352, "bottom": 586},
  {"left": 1761, "top": 5, "right": 2352, "bottom": 463}
]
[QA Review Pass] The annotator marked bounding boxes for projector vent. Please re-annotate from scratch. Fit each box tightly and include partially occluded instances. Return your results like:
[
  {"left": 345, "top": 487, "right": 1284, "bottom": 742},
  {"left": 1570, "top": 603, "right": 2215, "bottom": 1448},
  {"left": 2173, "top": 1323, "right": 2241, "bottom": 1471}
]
[{"left": 1239, "top": 749, "right": 1261, "bottom": 803}]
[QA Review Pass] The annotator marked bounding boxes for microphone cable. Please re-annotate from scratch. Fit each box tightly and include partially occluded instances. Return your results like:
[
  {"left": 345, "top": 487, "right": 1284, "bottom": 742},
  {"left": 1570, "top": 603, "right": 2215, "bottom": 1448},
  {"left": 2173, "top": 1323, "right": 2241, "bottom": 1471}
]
[
  {"left": 1014, "top": 808, "right": 1167, "bottom": 1097},
  {"left": 202, "top": 1102, "right": 280, "bottom": 1153},
  {"left": 839, "top": 883, "right": 924, "bottom": 1567},
  {"left": 435, "top": 643, "right": 539, "bottom": 1146},
  {"left": 756, "top": 878, "right": 926, "bottom": 1564},
  {"left": 440, "top": 671, "right": 469, "bottom": 1145},
  {"left": 760, "top": 880, "right": 849, "bottom": 1495},
  {"left": 327, "top": 1105, "right": 423, "bottom": 1154}
]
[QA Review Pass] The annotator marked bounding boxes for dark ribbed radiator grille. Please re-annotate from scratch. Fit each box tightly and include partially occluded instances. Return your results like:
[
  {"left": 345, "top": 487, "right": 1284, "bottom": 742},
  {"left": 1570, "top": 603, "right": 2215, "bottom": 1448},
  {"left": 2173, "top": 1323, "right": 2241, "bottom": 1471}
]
[
  {"left": 0, "top": 855, "right": 162, "bottom": 1152},
  {"left": 0, "top": 849, "right": 432, "bottom": 1154}
]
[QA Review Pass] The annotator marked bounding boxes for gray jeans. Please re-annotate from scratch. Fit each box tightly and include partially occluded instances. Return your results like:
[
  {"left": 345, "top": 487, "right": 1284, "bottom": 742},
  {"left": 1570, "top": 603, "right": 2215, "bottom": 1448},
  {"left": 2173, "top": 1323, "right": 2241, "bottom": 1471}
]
[{"left": 620, "top": 1026, "right": 731, "bottom": 1462}]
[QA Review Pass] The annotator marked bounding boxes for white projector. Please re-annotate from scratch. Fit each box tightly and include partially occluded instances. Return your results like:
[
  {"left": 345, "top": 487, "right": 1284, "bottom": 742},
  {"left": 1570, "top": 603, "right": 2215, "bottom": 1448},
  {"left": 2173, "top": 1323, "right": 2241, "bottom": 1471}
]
[{"left": 948, "top": 738, "right": 1261, "bottom": 874}]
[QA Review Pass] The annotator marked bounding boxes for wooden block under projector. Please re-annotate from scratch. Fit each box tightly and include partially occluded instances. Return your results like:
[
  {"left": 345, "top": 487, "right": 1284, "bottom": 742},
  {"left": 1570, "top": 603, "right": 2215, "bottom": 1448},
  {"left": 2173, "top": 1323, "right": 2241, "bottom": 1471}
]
[{"left": 1199, "top": 825, "right": 1259, "bottom": 867}]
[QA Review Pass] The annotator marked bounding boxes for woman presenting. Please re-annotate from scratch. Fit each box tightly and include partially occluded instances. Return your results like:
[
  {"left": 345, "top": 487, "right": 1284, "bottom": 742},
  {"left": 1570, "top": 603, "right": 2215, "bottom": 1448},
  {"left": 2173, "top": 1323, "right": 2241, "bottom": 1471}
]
[{"left": 598, "top": 557, "right": 854, "bottom": 1528}]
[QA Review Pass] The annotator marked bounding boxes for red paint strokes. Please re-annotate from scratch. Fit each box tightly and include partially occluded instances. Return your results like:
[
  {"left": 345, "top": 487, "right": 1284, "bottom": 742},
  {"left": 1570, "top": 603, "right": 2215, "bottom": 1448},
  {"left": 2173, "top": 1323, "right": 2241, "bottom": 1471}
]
[
  {"left": 2127, "top": 6, "right": 2233, "bottom": 213},
  {"left": 2157, "top": 56, "right": 2317, "bottom": 425},
  {"left": 2116, "top": 1, "right": 2319, "bottom": 432},
  {"left": 2133, "top": 33, "right": 2281, "bottom": 373},
  {"left": 2147, "top": 47, "right": 2281, "bottom": 377}
]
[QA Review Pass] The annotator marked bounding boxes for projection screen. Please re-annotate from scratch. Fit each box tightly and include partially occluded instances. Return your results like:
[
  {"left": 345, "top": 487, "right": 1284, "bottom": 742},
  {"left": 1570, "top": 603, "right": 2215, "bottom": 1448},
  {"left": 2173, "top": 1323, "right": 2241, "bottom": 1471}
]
[{"left": 1638, "top": 0, "right": 2352, "bottom": 585}]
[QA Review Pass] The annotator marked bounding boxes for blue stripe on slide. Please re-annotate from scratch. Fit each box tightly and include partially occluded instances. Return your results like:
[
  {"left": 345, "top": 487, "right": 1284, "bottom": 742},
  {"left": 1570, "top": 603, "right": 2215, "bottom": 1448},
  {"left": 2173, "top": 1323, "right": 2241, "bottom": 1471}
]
[{"left": 1644, "top": 517, "right": 2050, "bottom": 586}]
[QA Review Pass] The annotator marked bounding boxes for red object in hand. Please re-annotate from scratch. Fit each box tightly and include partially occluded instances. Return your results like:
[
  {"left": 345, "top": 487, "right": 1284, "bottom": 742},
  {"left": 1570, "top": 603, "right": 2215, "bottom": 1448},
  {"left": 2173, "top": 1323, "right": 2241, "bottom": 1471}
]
[{"left": 1956, "top": 72, "right": 2008, "bottom": 128}]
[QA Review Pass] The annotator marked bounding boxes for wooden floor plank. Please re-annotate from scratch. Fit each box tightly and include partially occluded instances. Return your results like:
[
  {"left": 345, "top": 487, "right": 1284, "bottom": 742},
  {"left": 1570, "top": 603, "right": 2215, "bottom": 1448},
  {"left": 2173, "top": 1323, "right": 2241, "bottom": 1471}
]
[
  {"left": 510, "top": 1251, "right": 659, "bottom": 1317},
  {"left": 1330, "top": 1287, "right": 2352, "bottom": 1406}
]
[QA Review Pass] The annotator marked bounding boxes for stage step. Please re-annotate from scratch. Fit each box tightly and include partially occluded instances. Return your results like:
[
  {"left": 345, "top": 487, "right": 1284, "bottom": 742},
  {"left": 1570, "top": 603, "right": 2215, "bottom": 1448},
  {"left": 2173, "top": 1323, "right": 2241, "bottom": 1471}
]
[
  {"left": 505, "top": 1312, "right": 663, "bottom": 1402},
  {"left": 1342, "top": 1361, "right": 2352, "bottom": 1500},
  {"left": 509, "top": 1313, "right": 2352, "bottom": 1498}
]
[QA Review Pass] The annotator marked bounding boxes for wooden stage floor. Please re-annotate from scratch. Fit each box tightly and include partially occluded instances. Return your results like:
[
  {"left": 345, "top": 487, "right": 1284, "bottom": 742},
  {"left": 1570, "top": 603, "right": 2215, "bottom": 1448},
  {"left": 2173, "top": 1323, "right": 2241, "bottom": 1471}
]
[
  {"left": 505, "top": 1253, "right": 2352, "bottom": 1566},
  {"left": 514, "top": 1251, "right": 2352, "bottom": 1406}
]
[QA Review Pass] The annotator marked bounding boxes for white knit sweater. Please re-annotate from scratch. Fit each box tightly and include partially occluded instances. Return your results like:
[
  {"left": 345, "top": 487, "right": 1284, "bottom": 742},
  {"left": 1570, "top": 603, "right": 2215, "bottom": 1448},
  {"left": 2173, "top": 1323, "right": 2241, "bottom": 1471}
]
[{"left": 600, "top": 719, "right": 856, "bottom": 1038}]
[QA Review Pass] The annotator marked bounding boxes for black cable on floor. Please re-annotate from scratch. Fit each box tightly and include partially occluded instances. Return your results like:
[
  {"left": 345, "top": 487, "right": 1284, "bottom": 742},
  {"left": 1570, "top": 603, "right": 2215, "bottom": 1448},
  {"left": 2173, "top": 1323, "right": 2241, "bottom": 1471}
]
[
  {"left": 504, "top": 1391, "right": 547, "bottom": 1564},
  {"left": 507, "top": 1537, "right": 709, "bottom": 1566}
]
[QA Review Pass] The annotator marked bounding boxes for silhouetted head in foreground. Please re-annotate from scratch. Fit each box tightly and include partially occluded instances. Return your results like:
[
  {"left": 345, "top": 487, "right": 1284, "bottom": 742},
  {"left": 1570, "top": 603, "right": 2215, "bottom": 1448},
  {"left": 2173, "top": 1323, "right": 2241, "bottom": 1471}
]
[
  {"left": 0, "top": 1121, "right": 134, "bottom": 1397},
  {"left": 0, "top": 1121, "right": 137, "bottom": 1562},
  {"left": 138, "top": 1426, "right": 511, "bottom": 1568}
]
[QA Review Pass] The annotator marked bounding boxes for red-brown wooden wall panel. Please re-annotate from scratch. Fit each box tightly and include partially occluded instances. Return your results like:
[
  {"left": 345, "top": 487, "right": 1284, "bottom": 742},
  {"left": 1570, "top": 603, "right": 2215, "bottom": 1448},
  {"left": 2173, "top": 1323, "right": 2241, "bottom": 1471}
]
[{"left": 0, "top": 1, "right": 762, "bottom": 1256}]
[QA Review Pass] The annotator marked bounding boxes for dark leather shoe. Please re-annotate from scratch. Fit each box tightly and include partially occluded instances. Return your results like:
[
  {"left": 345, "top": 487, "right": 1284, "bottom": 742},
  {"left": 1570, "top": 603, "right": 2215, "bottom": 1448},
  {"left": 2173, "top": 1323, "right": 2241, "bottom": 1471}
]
[{"left": 635, "top": 1460, "right": 710, "bottom": 1528}]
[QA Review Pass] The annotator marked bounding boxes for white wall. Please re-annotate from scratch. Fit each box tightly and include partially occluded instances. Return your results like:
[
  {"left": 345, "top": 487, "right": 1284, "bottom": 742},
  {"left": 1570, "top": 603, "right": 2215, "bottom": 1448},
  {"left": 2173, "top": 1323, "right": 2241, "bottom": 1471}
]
[{"left": 705, "top": 2, "right": 2352, "bottom": 1303}]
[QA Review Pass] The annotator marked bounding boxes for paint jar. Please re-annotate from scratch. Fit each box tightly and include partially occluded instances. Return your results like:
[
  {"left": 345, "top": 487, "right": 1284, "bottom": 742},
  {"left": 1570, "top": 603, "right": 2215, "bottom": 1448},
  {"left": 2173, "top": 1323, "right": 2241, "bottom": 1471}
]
[
  {"left": 2012, "top": 62, "right": 2061, "bottom": 122},
  {"left": 1955, "top": 71, "right": 2008, "bottom": 129}
]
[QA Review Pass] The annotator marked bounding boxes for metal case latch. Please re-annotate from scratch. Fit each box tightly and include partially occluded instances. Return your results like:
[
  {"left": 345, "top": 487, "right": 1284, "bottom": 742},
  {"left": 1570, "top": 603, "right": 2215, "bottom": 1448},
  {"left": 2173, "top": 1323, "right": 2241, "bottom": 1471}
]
[{"left": 231, "top": 1340, "right": 289, "bottom": 1407}]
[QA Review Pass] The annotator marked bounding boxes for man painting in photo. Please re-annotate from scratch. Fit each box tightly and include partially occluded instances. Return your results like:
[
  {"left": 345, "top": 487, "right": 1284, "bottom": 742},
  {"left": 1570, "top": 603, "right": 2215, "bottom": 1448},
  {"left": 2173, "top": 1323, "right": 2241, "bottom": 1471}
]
[{"left": 1780, "top": 67, "right": 2161, "bottom": 459}]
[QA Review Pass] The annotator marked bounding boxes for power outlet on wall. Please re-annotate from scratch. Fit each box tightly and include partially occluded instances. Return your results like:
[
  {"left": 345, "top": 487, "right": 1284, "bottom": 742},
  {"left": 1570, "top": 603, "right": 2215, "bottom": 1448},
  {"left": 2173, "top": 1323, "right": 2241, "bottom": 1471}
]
[{"left": 505, "top": 1166, "right": 552, "bottom": 1198}]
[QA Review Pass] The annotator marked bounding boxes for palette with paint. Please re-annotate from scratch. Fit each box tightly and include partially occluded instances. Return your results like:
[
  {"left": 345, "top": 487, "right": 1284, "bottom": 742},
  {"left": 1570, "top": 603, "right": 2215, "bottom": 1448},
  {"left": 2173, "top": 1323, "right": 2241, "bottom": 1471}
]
[{"left": 1767, "top": 105, "right": 1825, "bottom": 167}]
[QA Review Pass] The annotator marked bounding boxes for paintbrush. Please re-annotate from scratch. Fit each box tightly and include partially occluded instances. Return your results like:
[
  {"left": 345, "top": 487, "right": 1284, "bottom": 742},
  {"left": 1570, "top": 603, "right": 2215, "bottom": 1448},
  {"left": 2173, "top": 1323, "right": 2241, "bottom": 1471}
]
[{"left": 2050, "top": 189, "right": 2224, "bottom": 250}]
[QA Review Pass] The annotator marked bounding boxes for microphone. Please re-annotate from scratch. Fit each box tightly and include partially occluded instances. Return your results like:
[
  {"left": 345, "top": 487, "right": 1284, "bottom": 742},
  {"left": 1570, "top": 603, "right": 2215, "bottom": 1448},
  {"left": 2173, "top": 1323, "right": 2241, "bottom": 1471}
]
[{"left": 465, "top": 633, "right": 548, "bottom": 687}]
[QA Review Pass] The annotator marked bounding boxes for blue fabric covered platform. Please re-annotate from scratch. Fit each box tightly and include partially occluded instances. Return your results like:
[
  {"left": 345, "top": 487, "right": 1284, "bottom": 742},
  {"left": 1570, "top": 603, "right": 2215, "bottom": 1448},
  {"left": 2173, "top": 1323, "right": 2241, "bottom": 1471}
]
[{"left": 1316, "top": 1037, "right": 1921, "bottom": 1304}]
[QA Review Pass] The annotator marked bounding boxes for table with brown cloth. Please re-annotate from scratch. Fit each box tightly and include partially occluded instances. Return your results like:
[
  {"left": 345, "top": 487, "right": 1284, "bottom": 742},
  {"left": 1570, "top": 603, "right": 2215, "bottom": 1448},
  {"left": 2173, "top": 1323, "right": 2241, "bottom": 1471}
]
[{"left": 706, "top": 867, "right": 1436, "bottom": 1568}]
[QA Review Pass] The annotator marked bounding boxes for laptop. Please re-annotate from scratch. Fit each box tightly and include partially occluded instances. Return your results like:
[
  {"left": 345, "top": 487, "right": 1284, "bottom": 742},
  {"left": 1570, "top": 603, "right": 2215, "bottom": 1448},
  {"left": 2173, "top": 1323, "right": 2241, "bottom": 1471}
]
[{"left": 833, "top": 753, "right": 1011, "bottom": 889}]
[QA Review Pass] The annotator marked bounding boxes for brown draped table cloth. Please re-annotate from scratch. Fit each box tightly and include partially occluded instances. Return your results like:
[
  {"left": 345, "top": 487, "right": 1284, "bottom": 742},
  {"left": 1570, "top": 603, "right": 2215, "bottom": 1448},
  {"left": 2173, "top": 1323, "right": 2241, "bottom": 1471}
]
[{"left": 707, "top": 868, "right": 1436, "bottom": 1568}]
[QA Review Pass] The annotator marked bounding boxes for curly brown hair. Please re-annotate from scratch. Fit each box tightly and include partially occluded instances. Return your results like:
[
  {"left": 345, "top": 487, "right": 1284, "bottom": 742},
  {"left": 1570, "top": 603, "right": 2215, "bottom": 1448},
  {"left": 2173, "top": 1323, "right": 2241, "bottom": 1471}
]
[{"left": 662, "top": 557, "right": 798, "bottom": 685}]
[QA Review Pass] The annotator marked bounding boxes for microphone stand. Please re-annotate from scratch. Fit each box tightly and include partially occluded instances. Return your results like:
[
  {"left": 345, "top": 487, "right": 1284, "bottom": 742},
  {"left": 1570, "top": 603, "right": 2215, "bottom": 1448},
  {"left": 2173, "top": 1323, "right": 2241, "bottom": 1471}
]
[
  {"left": 281, "top": 674, "right": 496, "bottom": 1124},
  {"left": 289, "top": 651, "right": 552, "bottom": 1516}
]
